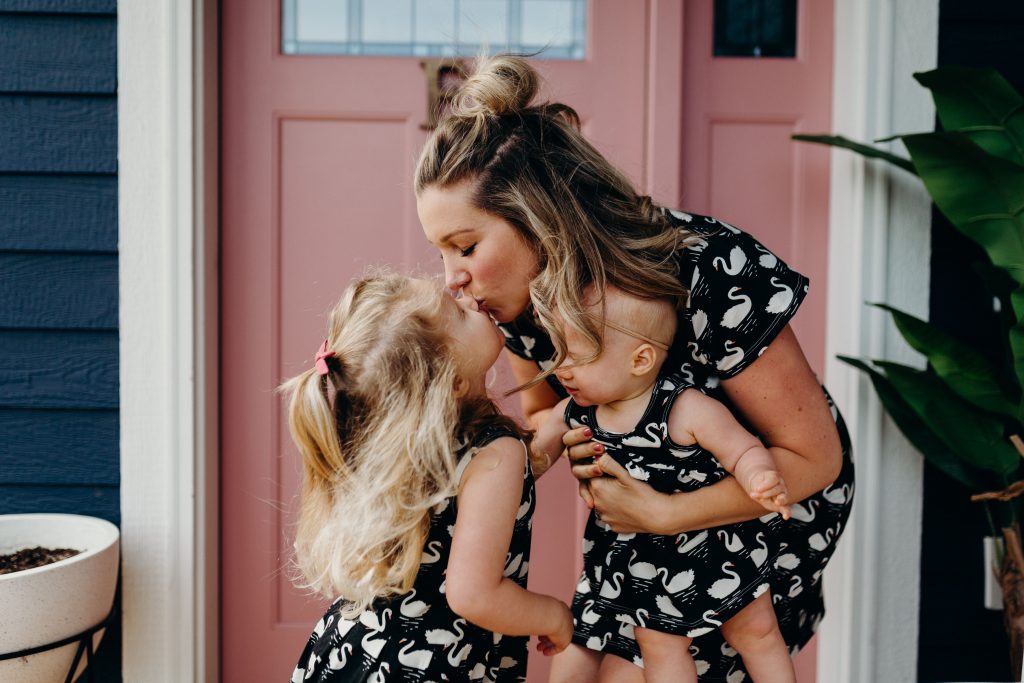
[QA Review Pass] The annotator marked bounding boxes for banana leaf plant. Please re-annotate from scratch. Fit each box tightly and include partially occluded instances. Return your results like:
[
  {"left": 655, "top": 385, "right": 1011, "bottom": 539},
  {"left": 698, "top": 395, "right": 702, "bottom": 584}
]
[{"left": 794, "top": 66, "right": 1024, "bottom": 671}]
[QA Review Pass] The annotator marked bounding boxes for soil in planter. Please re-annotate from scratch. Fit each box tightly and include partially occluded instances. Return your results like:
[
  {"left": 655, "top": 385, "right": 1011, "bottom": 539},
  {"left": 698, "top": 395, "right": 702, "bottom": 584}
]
[{"left": 0, "top": 547, "right": 81, "bottom": 575}]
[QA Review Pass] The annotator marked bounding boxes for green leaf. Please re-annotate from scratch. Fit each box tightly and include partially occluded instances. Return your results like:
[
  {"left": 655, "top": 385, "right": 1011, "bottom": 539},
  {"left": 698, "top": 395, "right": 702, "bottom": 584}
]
[
  {"left": 871, "top": 302, "right": 1018, "bottom": 420},
  {"left": 792, "top": 134, "right": 917, "bottom": 175},
  {"left": 902, "top": 132, "right": 1024, "bottom": 283},
  {"left": 875, "top": 360, "right": 1021, "bottom": 476},
  {"left": 838, "top": 355, "right": 995, "bottom": 490},
  {"left": 914, "top": 67, "right": 1024, "bottom": 166}
]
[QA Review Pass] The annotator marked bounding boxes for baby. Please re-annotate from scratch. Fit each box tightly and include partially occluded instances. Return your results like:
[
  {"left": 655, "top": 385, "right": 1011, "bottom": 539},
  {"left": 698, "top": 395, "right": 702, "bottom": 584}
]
[{"left": 533, "top": 284, "right": 794, "bottom": 683}]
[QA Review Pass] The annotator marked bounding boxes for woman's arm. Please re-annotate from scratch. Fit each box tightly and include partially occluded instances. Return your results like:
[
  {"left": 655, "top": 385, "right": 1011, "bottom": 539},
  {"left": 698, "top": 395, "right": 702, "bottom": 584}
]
[
  {"left": 575, "top": 326, "right": 843, "bottom": 534},
  {"left": 506, "top": 351, "right": 562, "bottom": 431},
  {"left": 446, "top": 437, "right": 573, "bottom": 649}
]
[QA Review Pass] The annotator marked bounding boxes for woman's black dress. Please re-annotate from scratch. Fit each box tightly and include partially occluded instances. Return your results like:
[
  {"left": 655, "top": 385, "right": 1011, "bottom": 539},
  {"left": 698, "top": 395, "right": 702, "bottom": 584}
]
[
  {"left": 289, "top": 427, "right": 535, "bottom": 682},
  {"left": 497, "top": 211, "right": 855, "bottom": 681}
]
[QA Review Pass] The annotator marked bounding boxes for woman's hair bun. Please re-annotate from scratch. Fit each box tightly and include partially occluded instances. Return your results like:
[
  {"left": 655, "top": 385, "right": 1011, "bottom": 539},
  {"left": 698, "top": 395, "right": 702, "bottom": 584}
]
[{"left": 452, "top": 54, "right": 539, "bottom": 119}]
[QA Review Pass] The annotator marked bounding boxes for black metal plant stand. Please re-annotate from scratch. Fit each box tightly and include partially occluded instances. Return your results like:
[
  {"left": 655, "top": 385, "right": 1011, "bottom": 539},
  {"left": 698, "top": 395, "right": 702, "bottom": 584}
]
[{"left": 0, "top": 608, "right": 115, "bottom": 683}]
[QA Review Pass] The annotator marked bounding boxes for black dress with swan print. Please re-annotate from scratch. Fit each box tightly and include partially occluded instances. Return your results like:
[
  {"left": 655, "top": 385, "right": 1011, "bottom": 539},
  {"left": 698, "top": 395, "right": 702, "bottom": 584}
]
[
  {"left": 289, "top": 426, "right": 534, "bottom": 683},
  {"left": 497, "top": 211, "right": 855, "bottom": 681},
  {"left": 564, "top": 372, "right": 782, "bottom": 664}
]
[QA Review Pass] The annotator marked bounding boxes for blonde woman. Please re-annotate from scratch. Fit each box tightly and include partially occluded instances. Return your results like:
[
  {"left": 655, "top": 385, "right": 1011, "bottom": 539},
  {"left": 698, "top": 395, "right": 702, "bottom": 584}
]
[
  {"left": 417, "top": 55, "right": 854, "bottom": 682},
  {"left": 282, "top": 273, "right": 572, "bottom": 682}
]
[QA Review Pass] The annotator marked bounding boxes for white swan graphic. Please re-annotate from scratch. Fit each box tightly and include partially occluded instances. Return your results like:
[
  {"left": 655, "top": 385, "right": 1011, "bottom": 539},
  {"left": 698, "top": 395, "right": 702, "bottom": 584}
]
[
  {"left": 676, "top": 530, "right": 709, "bottom": 554},
  {"left": 716, "top": 340, "right": 745, "bottom": 372},
  {"left": 420, "top": 540, "right": 443, "bottom": 564},
  {"left": 707, "top": 562, "right": 741, "bottom": 599},
  {"left": 581, "top": 599, "right": 602, "bottom": 625},
  {"left": 808, "top": 528, "right": 835, "bottom": 552},
  {"left": 750, "top": 532, "right": 769, "bottom": 568},
  {"left": 368, "top": 662, "right": 390, "bottom": 683},
  {"left": 622, "top": 422, "right": 664, "bottom": 448},
  {"left": 660, "top": 567, "right": 695, "bottom": 593},
  {"left": 326, "top": 643, "right": 353, "bottom": 671},
  {"left": 599, "top": 572, "right": 625, "bottom": 599},
  {"left": 720, "top": 287, "right": 752, "bottom": 328},
  {"left": 823, "top": 483, "right": 851, "bottom": 505},
  {"left": 504, "top": 552, "right": 526, "bottom": 578},
  {"left": 627, "top": 550, "right": 658, "bottom": 579},
  {"left": 788, "top": 575, "right": 804, "bottom": 598},
  {"left": 692, "top": 309, "right": 709, "bottom": 339},
  {"left": 397, "top": 640, "right": 433, "bottom": 670},
  {"left": 754, "top": 243, "right": 778, "bottom": 268},
  {"left": 656, "top": 594, "right": 684, "bottom": 617},
  {"left": 586, "top": 632, "right": 613, "bottom": 651},
  {"left": 752, "top": 582, "right": 770, "bottom": 598},
  {"left": 685, "top": 610, "right": 723, "bottom": 637},
  {"left": 400, "top": 589, "right": 430, "bottom": 618},
  {"left": 625, "top": 460, "right": 651, "bottom": 481},
  {"left": 765, "top": 277, "right": 794, "bottom": 314},
  {"left": 789, "top": 500, "right": 818, "bottom": 523},
  {"left": 576, "top": 574, "right": 592, "bottom": 594},
  {"left": 717, "top": 529, "right": 744, "bottom": 553},
  {"left": 516, "top": 489, "right": 533, "bottom": 520},
  {"left": 688, "top": 341, "right": 709, "bottom": 365},
  {"left": 582, "top": 537, "right": 595, "bottom": 554},
  {"left": 713, "top": 246, "right": 748, "bottom": 275}
]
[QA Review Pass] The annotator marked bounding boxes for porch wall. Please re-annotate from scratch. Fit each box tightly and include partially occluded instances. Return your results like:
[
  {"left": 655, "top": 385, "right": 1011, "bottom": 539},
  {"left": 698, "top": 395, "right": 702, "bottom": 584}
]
[{"left": 0, "top": 0, "right": 120, "bottom": 678}]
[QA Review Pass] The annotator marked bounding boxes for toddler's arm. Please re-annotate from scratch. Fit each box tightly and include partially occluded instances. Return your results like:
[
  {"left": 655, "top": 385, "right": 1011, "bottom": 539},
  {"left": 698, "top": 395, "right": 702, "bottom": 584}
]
[
  {"left": 529, "top": 398, "right": 572, "bottom": 478},
  {"left": 446, "top": 436, "right": 573, "bottom": 655},
  {"left": 669, "top": 390, "right": 791, "bottom": 519}
]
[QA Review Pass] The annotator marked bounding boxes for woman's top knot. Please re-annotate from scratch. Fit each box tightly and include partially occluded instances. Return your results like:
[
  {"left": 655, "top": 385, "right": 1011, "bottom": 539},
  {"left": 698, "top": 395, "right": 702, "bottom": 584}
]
[{"left": 451, "top": 54, "right": 539, "bottom": 120}]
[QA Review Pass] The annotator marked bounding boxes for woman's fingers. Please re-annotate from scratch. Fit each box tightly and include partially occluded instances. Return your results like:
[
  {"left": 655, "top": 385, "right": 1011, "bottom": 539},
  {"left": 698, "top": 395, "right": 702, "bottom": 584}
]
[
  {"left": 578, "top": 481, "right": 594, "bottom": 508},
  {"left": 562, "top": 426, "right": 593, "bottom": 449}
]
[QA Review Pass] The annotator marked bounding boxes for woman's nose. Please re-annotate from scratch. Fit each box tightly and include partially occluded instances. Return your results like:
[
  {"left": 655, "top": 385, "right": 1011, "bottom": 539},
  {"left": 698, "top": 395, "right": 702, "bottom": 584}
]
[{"left": 445, "top": 265, "right": 469, "bottom": 293}]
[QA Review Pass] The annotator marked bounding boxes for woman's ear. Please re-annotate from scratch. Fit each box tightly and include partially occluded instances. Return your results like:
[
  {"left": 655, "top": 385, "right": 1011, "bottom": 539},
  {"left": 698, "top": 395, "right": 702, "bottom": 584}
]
[{"left": 630, "top": 343, "right": 658, "bottom": 377}]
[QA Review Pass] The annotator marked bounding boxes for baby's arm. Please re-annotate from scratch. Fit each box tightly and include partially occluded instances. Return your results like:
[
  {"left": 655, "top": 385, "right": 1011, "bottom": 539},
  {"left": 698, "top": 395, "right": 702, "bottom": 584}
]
[
  {"left": 669, "top": 390, "right": 791, "bottom": 519},
  {"left": 446, "top": 436, "right": 574, "bottom": 655},
  {"left": 529, "top": 398, "right": 572, "bottom": 478}
]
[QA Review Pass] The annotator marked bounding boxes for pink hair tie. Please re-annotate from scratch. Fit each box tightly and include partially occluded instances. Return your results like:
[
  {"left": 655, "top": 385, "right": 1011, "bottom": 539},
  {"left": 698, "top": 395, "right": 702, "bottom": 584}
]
[{"left": 314, "top": 339, "right": 336, "bottom": 376}]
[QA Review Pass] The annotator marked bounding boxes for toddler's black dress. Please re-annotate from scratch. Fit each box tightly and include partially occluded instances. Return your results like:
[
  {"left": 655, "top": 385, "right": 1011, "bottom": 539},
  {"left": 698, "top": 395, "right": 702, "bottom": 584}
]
[
  {"left": 289, "top": 427, "right": 534, "bottom": 682},
  {"left": 498, "top": 211, "right": 855, "bottom": 681}
]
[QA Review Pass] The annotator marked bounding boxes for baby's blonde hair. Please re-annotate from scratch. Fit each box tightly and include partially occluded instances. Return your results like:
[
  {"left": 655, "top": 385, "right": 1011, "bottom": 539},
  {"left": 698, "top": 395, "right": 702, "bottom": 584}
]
[{"left": 279, "top": 272, "right": 524, "bottom": 617}]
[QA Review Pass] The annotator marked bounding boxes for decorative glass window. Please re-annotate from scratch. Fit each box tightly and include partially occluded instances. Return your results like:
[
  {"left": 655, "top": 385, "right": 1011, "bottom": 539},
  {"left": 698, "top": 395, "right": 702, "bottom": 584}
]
[
  {"left": 713, "top": 0, "right": 797, "bottom": 58},
  {"left": 282, "top": 0, "right": 587, "bottom": 59}
]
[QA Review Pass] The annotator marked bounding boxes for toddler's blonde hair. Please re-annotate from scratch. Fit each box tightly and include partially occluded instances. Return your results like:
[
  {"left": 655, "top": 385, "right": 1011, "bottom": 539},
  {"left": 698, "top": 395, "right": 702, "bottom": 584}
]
[{"left": 280, "top": 272, "right": 524, "bottom": 617}]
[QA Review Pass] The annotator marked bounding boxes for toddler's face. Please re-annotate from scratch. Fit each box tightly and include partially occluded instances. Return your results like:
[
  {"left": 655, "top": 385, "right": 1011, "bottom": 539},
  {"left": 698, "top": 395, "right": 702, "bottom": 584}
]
[
  {"left": 553, "top": 322, "right": 636, "bottom": 407},
  {"left": 440, "top": 287, "right": 506, "bottom": 391}
]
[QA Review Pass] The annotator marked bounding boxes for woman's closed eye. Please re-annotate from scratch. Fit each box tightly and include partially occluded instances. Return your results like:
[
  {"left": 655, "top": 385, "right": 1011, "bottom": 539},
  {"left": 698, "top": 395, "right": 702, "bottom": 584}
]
[{"left": 459, "top": 243, "right": 477, "bottom": 257}]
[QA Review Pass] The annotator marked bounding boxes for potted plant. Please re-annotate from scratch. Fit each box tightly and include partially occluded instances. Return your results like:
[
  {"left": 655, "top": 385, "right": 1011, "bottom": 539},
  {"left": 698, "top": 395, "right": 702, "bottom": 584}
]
[
  {"left": 0, "top": 514, "right": 119, "bottom": 683},
  {"left": 794, "top": 66, "right": 1024, "bottom": 673}
]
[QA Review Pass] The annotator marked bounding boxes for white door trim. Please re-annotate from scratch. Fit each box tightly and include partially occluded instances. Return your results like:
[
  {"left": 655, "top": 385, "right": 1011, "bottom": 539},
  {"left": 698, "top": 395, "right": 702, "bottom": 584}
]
[
  {"left": 819, "top": 1, "right": 938, "bottom": 681},
  {"left": 118, "top": 0, "right": 217, "bottom": 680}
]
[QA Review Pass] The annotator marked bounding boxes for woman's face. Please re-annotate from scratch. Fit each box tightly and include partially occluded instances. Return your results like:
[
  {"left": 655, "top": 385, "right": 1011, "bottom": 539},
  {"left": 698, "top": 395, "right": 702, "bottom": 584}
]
[{"left": 418, "top": 181, "right": 539, "bottom": 324}]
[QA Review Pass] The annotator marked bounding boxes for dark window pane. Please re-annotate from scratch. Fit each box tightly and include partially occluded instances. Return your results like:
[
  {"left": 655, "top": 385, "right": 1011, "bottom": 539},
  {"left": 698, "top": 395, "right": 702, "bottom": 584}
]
[{"left": 713, "top": 0, "right": 797, "bottom": 58}]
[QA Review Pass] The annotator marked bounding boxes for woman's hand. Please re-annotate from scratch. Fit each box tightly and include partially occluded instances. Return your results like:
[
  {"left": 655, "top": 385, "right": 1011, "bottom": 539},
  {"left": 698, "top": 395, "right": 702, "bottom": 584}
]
[{"left": 563, "top": 426, "right": 603, "bottom": 508}]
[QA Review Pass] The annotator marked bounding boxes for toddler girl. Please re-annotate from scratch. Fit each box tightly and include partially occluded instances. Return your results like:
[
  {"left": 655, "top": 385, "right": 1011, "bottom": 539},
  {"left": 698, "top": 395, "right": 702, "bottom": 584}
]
[
  {"left": 533, "top": 284, "right": 794, "bottom": 683},
  {"left": 283, "top": 273, "right": 572, "bottom": 682}
]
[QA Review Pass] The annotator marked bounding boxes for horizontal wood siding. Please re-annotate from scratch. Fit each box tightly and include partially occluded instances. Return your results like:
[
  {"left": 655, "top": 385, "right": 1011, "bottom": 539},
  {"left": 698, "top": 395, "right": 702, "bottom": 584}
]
[{"left": 0, "top": 3, "right": 120, "bottom": 676}]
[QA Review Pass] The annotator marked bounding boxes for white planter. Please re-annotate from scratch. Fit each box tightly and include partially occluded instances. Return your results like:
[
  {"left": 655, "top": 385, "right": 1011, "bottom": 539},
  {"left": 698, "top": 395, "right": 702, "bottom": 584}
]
[{"left": 0, "top": 514, "right": 119, "bottom": 683}]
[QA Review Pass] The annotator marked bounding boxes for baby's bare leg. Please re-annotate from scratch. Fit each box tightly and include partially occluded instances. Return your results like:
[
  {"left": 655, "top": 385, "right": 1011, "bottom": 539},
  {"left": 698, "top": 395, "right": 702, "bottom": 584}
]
[
  {"left": 549, "top": 643, "right": 603, "bottom": 683},
  {"left": 633, "top": 627, "right": 696, "bottom": 683},
  {"left": 719, "top": 593, "right": 795, "bottom": 683},
  {"left": 597, "top": 652, "right": 646, "bottom": 683}
]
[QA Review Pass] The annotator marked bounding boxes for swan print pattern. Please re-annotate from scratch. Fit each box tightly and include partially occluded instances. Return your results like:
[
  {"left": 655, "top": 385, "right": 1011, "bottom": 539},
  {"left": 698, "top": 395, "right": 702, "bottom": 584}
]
[
  {"left": 564, "top": 375, "right": 782, "bottom": 656},
  {"left": 498, "top": 211, "right": 855, "bottom": 680},
  {"left": 289, "top": 427, "right": 534, "bottom": 682}
]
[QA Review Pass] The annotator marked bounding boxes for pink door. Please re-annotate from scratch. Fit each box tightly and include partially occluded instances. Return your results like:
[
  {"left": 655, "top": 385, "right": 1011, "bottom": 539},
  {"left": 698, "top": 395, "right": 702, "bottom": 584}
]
[{"left": 220, "top": 2, "right": 832, "bottom": 681}]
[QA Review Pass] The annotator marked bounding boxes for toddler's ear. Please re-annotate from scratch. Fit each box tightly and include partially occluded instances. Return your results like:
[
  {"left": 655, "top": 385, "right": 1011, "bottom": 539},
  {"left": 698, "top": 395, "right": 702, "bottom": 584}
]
[
  {"left": 453, "top": 376, "right": 470, "bottom": 398},
  {"left": 630, "top": 343, "right": 658, "bottom": 376}
]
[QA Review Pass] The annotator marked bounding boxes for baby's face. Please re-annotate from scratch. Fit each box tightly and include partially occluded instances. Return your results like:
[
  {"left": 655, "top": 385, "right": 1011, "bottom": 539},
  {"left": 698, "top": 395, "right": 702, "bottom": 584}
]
[{"left": 553, "top": 323, "right": 637, "bottom": 407}]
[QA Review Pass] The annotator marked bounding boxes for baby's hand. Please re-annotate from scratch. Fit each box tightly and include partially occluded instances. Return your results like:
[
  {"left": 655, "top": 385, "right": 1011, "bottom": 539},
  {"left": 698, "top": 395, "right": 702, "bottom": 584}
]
[
  {"left": 747, "top": 470, "right": 791, "bottom": 520},
  {"left": 536, "top": 602, "right": 574, "bottom": 657}
]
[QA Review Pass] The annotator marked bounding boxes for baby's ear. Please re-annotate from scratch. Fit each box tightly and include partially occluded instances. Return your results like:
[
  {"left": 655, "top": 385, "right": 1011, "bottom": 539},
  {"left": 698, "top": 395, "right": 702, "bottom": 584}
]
[{"left": 630, "top": 343, "right": 658, "bottom": 376}]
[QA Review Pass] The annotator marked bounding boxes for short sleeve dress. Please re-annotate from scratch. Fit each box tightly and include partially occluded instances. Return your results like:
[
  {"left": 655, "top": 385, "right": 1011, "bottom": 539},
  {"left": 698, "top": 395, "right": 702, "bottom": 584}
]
[
  {"left": 289, "top": 426, "right": 535, "bottom": 683},
  {"left": 498, "top": 211, "right": 855, "bottom": 681}
]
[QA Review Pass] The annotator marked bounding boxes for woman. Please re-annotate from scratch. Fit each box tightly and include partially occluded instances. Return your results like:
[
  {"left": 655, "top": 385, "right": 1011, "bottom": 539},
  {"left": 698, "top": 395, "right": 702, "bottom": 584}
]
[{"left": 416, "top": 55, "right": 854, "bottom": 682}]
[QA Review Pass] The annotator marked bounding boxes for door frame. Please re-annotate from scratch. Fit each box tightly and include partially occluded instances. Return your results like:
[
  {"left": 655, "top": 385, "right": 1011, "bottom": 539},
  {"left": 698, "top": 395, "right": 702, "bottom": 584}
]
[{"left": 117, "top": 1, "right": 930, "bottom": 680}]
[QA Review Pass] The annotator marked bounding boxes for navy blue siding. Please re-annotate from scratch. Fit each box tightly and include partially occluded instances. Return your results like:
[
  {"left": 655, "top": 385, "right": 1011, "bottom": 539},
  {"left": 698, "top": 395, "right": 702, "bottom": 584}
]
[
  {"left": 0, "top": 175, "right": 117, "bottom": 252},
  {"left": 0, "top": 14, "right": 116, "bottom": 93},
  {"left": 1, "top": 3, "right": 119, "bottom": 678}
]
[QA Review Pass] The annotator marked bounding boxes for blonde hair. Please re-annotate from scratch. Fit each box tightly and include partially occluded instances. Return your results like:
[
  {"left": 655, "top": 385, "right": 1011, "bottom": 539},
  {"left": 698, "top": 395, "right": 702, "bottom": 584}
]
[
  {"left": 415, "top": 54, "right": 697, "bottom": 386},
  {"left": 280, "top": 272, "right": 525, "bottom": 616}
]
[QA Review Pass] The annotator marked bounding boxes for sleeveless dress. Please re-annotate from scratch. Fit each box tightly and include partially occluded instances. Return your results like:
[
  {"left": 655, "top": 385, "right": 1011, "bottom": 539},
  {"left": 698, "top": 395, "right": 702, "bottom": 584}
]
[
  {"left": 498, "top": 211, "right": 855, "bottom": 681},
  {"left": 289, "top": 426, "right": 535, "bottom": 683},
  {"left": 564, "top": 373, "right": 781, "bottom": 658}
]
